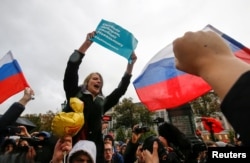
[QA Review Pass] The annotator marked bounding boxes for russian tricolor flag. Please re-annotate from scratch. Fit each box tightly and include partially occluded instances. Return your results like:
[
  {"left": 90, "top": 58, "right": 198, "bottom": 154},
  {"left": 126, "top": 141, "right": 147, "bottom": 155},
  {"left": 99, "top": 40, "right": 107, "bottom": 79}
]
[
  {"left": 0, "top": 51, "right": 29, "bottom": 104},
  {"left": 133, "top": 24, "right": 250, "bottom": 112}
]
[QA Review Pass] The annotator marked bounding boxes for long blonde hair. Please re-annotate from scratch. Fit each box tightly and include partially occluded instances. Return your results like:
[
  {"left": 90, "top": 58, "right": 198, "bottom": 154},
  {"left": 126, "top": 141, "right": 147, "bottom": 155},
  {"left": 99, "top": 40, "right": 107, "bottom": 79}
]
[{"left": 82, "top": 72, "right": 104, "bottom": 96}]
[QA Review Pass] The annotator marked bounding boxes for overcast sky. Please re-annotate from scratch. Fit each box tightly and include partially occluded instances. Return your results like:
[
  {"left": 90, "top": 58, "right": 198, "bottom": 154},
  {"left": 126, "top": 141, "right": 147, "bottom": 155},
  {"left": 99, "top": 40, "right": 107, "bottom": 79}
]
[{"left": 1, "top": 0, "right": 250, "bottom": 115}]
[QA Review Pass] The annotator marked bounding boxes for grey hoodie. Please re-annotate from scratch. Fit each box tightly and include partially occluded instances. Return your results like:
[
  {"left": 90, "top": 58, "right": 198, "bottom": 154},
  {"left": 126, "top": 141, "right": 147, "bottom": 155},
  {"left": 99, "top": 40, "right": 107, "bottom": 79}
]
[{"left": 67, "top": 140, "right": 96, "bottom": 163}]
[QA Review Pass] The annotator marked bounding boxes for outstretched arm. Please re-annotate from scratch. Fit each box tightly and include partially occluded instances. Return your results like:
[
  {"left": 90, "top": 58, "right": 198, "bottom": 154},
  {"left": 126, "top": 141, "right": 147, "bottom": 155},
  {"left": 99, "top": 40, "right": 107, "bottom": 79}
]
[
  {"left": 78, "top": 31, "right": 95, "bottom": 54},
  {"left": 172, "top": 30, "right": 250, "bottom": 146},
  {"left": 18, "top": 87, "right": 35, "bottom": 106},
  {"left": 0, "top": 87, "right": 34, "bottom": 128},
  {"left": 103, "top": 52, "right": 137, "bottom": 112},
  {"left": 51, "top": 136, "right": 72, "bottom": 163},
  {"left": 123, "top": 124, "right": 143, "bottom": 163},
  {"left": 125, "top": 52, "right": 137, "bottom": 75},
  {"left": 63, "top": 31, "right": 95, "bottom": 101}
]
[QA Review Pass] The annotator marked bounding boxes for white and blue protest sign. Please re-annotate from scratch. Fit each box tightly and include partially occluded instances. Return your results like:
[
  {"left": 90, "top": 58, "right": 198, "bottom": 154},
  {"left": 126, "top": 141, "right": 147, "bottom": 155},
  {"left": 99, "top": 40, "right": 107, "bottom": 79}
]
[{"left": 91, "top": 19, "right": 138, "bottom": 62}]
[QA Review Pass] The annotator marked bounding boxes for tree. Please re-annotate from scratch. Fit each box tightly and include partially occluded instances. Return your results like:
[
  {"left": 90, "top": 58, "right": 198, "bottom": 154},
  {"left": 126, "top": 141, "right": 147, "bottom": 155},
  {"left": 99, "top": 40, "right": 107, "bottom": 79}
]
[
  {"left": 23, "top": 110, "right": 56, "bottom": 132},
  {"left": 111, "top": 97, "right": 156, "bottom": 140},
  {"left": 116, "top": 127, "right": 126, "bottom": 142},
  {"left": 228, "top": 129, "right": 235, "bottom": 144},
  {"left": 112, "top": 98, "right": 155, "bottom": 129},
  {"left": 39, "top": 110, "right": 56, "bottom": 132},
  {"left": 190, "top": 90, "right": 221, "bottom": 117},
  {"left": 22, "top": 113, "right": 42, "bottom": 132}
]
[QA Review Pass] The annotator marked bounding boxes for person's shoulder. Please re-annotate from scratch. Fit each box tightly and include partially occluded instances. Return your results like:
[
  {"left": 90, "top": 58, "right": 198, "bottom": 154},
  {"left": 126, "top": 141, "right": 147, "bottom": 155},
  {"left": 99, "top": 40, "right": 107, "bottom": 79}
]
[{"left": 114, "top": 151, "right": 124, "bottom": 159}]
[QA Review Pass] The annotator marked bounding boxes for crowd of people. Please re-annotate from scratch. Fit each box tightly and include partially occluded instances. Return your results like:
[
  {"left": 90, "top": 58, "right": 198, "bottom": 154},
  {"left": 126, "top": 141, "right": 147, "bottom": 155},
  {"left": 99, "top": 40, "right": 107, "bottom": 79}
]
[
  {"left": 0, "top": 88, "right": 55, "bottom": 162},
  {"left": 0, "top": 119, "right": 244, "bottom": 163},
  {"left": 1, "top": 29, "right": 250, "bottom": 163}
]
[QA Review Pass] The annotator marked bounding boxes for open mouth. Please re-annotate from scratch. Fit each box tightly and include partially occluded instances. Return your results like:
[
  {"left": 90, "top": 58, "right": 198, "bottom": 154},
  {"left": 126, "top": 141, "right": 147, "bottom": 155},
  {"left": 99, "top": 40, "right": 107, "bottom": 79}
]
[{"left": 94, "top": 84, "right": 100, "bottom": 89}]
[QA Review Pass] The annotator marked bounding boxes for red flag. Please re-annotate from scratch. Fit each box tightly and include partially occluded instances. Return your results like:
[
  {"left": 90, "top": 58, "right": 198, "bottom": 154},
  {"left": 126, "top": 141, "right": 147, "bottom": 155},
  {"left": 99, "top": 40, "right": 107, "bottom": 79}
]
[{"left": 201, "top": 117, "right": 224, "bottom": 133}]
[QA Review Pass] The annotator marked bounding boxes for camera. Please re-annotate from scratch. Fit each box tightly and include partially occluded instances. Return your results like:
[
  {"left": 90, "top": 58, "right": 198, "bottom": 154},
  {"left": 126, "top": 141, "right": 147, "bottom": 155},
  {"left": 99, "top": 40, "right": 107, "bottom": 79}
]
[
  {"left": 188, "top": 136, "right": 207, "bottom": 158},
  {"left": 153, "top": 117, "right": 165, "bottom": 125},
  {"left": 133, "top": 126, "right": 150, "bottom": 134},
  {"left": 0, "top": 126, "right": 21, "bottom": 136},
  {"left": 171, "top": 136, "right": 207, "bottom": 162},
  {"left": 142, "top": 135, "right": 168, "bottom": 161},
  {"left": 20, "top": 137, "right": 45, "bottom": 147}
]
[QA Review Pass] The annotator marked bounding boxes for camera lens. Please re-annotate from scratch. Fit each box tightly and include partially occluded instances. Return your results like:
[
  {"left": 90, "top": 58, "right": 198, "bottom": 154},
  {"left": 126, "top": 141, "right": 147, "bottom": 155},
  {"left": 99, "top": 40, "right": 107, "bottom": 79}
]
[{"left": 134, "top": 126, "right": 150, "bottom": 134}]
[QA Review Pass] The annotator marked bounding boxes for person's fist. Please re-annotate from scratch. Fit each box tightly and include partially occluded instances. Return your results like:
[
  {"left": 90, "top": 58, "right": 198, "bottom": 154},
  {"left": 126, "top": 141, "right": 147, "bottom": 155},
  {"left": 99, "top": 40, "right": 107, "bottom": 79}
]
[{"left": 173, "top": 31, "right": 232, "bottom": 76}]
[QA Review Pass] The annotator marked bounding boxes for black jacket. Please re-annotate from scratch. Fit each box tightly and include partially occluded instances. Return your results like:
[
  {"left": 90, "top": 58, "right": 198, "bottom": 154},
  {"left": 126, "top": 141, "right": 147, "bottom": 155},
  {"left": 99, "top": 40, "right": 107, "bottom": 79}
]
[
  {"left": 0, "top": 102, "right": 25, "bottom": 129},
  {"left": 221, "top": 71, "right": 250, "bottom": 146},
  {"left": 0, "top": 102, "right": 25, "bottom": 146},
  {"left": 63, "top": 50, "right": 131, "bottom": 162},
  {"left": 123, "top": 140, "right": 139, "bottom": 163}
]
